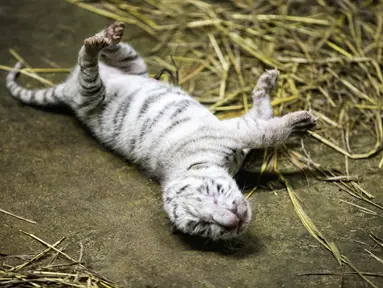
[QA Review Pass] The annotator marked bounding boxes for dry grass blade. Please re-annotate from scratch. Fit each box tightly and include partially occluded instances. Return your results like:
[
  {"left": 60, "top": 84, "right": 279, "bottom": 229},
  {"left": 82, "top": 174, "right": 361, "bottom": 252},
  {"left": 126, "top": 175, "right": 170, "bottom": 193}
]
[
  {"left": 275, "top": 166, "right": 342, "bottom": 264},
  {"left": 0, "top": 65, "right": 54, "bottom": 86},
  {"left": 245, "top": 149, "right": 273, "bottom": 200},
  {"left": 65, "top": 0, "right": 134, "bottom": 23},
  {"left": 231, "top": 14, "right": 330, "bottom": 25},
  {"left": 9, "top": 49, "right": 32, "bottom": 69},
  {"left": 365, "top": 249, "right": 383, "bottom": 264},
  {"left": 8, "top": 49, "right": 55, "bottom": 87},
  {"left": 298, "top": 271, "right": 383, "bottom": 278},
  {"left": 65, "top": 0, "right": 157, "bottom": 37},
  {"left": 20, "top": 231, "right": 80, "bottom": 264},
  {"left": 0, "top": 208, "right": 37, "bottom": 224},
  {"left": 13, "top": 237, "right": 65, "bottom": 271},
  {"left": 323, "top": 175, "right": 359, "bottom": 182},
  {"left": 369, "top": 233, "right": 383, "bottom": 249},
  {"left": 342, "top": 256, "right": 379, "bottom": 288},
  {"left": 209, "top": 87, "right": 252, "bottom": 112},
  {"left": 308, "top": 131, "right": 382, "bottom": 160},
  {"left": 22, "top": 68, "right": 71, "bottom": 73},
  {"left": 214, "top": 23, "right": 284, "bottom": 69},
  {"left": 327, "top": 68, "right": 377, "bottom": 105},
  {"left": 339, "top": 200, "right": 382, "bottom": 217}
]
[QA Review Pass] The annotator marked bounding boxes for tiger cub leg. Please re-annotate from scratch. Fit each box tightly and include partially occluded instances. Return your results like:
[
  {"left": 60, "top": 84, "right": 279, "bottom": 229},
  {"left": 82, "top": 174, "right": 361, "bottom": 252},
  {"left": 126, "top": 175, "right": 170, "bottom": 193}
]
[
  {"left": 98, "top": 21, "right": 148, "bottom": 76},
  {"left": 229, "top": 70, "right": 279, "bottom": 174},
  {"left": 248, "top": 69, "right": 279, "bottom": 121},
  {"left": 76, "top": 35, "right": 111, "bottom": 128}
]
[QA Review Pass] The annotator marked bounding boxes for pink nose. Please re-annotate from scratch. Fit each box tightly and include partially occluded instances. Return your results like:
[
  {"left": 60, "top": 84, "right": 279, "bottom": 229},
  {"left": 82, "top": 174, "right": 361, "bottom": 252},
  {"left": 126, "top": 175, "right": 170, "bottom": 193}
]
[
  {"left": 224, "top": 215, "right": 240, "bottom": 229},
  {"left": 212, "top": 210, "right": 240, "bottom": 229}
]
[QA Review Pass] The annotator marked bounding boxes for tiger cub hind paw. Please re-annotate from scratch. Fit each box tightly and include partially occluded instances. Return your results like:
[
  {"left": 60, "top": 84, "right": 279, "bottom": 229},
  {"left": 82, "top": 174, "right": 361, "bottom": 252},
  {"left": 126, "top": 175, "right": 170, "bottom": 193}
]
[
  {"left": 84, "top": 36, "right": 112, "bottom": 55},
  {"left": 106, "top": 21, "right": 125, "bottom": 45}
]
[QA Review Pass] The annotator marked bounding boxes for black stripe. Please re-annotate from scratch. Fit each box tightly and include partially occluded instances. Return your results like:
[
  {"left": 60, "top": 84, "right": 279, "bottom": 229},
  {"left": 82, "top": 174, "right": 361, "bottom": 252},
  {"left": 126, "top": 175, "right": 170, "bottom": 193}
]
[
  {"left": 12, "top": 87, "right": 22, "bottom": 96},
  {"left": 17, "top": 89, "right": 23, "bottom": 99},
  {"left": 142, "top": 99, "right": 193, "bottom": 138},
  {"left": 199, "top": 225, "right": 210, "bottom": 237},
  {"left": 98, "top": 93, "right": 119, "bottom": 128},
  {"left": 186, "top": 161, "right": 223, "bottom": 171},
  {"left": 151, "top": 117, "right": 193, "bottom": 170},
  {"left": 83, "top": 92, "right": 106, "bottom": 119},
  {"left": 79, "top": 85, "right": 104, "bottom": 101},
  {"left": 19, "top": 89, "right": 27, "bottom": 99},
  {"left": 172, "top": 90, "right": 187, "bottom": 96},
  {"left": 137, "top": 88, "right": 170, "bottom": 121},
  {"left": 186, "top": 220, "right": 199, "bottom": 232},
  {"left": 137, "top": 99, "right": 195, "bottom": 149},
  {"left": 87, "top": 83, "right": 104, "bottom": 95},
  {"left": 20, "top": 90, "right": 27, "bottom": 100},
  {"left": 79, "top": 79, "right": 94, "bottom": 91},
  {"left": 172, "top": 134, "right": 236, "bottom": 156},
  {"left": 113, "top": 88, "right": 142, "bottom": 141},
  {"left": 244, "top": 116, "right": 260, "bottom": 129},
  {"left": 88, "top": 73, "right": 99, "bottom": 83},
  {"left": 138, "top": 116, "right": 192, "bottom": 155},
  {"left": 79, "top": 62, "right": 95, "bottom": 71},
  {"left": 130, "top": 87, "right": 170, "bottom": 152},
  {"left": 189, "top": 147, "right": 232, "bottom": 157},
  {"left": 79, "top": 71, "right": 99, "bottom": 85},
  {"left": 159, "top": 117, "right": 191, "bottom": 138},
  {"left": 113, "top": 89, "right": 140, "bottom": 133},
  {"left": 173, "top": 203, "right": 179, "bottom": 221},
  {"left": 78, "top": 88, "right": 106, "bottom": 109},
  {"left": 8, "top": 82, "right": 16, "bottom": 90},
  {"left": 135, "top": 70, "right": 147, "bottom": 75},
  {"left": 165, "top": 196, "right": 173, "bottom": 204},
  {"left": 42, "top": 90, "right": 50, "bottom": 104},
  {"left": 119, "top": 54, "right": 139, "bottom": 63},
  {"left": 26, "top": 90, "right": 34, "bottom": 103},
  {"left": 138, "top": 100, "right": 177, "bottom": 142},
  {"left": 170, "top": 99, "right": 198, "bottom": 119},
  {"left": 51, "top": 87, "right": 58, "bottom": 101},
  {"left": 187, "top": 162, "right": 208, "bottom": 170},
  {"left": 81, "top": 70, "right": 99, "bottom": 83},
  {"left": 9, "top": 86, "right": 17, "bottom": 93},
  {"left": 176, "top": 185, "right": 190, "bottom": 194},
  {"left": 7, "top": 82, "right": 16, "bottom": 89},
  {"left": 102, "top": 45, "right": 119, "bottom": 53},
  {"left": 109, "top": 92, "right": 120, "bottom": 104},
  {"left": 79, "top": 79, "right": 103, "bottom": 94}
]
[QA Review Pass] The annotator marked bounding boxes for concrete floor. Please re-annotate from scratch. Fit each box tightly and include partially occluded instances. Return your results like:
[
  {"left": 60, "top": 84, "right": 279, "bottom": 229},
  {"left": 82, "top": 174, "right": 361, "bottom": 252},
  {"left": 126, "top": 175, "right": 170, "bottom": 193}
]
[{"left": 0, "top": 1, "right": 382, "bottom": 287}]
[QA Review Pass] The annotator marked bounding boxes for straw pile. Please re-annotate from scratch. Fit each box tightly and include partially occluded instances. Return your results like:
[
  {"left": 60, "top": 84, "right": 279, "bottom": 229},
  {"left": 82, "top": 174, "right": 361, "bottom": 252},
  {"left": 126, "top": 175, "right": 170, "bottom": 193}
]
[
  {"left": 1, "top": 0, "right": 382, "bottom": 287},
  {"left": 0, "top": 231, "right": 118, "bottom": 287}
]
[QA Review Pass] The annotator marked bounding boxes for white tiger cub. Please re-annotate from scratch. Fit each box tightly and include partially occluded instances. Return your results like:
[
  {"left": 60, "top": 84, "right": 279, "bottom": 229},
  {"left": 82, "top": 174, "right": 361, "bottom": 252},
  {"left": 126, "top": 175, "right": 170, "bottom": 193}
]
[{"left": 5, "top": 22, "right": 316, "bottom": 240}]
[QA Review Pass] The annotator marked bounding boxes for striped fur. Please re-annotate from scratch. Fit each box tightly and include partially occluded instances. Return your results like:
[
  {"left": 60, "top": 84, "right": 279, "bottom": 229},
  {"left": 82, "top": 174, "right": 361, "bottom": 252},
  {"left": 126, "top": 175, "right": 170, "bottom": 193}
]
[{"left": 5, "top": 22, "right": 316, "bottom": 241}]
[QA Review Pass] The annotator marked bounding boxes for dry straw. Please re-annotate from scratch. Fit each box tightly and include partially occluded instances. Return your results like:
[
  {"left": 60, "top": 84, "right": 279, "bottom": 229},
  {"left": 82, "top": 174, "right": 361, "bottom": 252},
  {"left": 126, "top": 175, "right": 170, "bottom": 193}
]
[{"left": 0, "top": 231, "right": 118, "bottom": 287}]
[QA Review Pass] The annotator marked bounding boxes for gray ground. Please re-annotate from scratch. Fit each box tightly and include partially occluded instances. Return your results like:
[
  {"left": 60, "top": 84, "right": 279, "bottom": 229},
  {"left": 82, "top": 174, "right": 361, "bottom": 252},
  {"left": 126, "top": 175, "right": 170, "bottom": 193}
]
[{"left": 0, "top": 1, "right": 382, "bottom": 287}]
